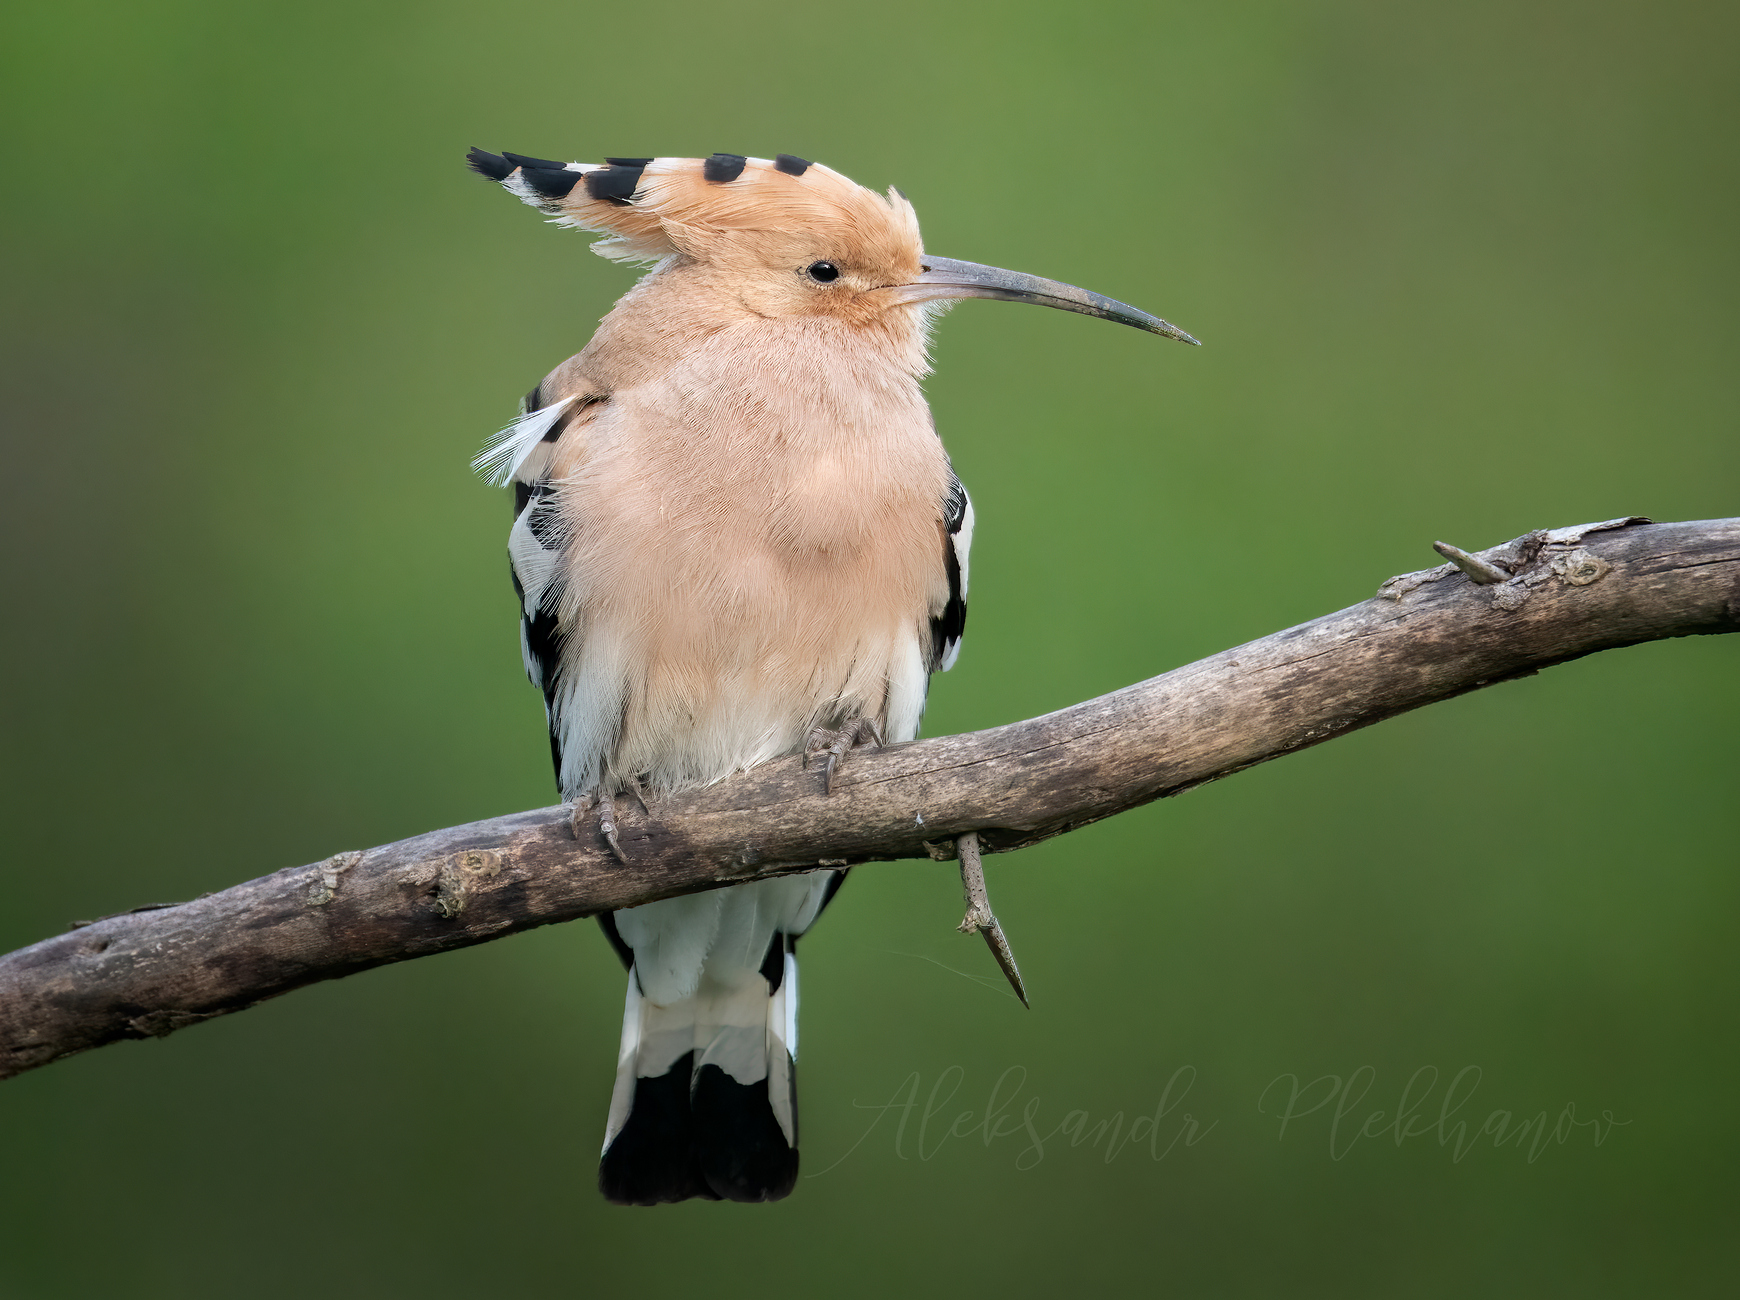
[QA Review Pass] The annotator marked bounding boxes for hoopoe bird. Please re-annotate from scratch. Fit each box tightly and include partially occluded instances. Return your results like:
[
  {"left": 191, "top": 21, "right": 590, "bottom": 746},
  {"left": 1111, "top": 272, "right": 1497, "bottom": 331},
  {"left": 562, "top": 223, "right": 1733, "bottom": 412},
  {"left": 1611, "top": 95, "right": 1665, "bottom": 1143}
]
[{"left": 466, "top": 146, "right": 1198, "bottom": 1205}]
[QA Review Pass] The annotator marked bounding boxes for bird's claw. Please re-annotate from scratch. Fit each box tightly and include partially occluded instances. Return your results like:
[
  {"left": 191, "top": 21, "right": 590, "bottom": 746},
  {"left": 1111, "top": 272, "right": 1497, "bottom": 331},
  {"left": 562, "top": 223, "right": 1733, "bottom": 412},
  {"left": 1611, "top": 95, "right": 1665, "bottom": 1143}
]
[
  {"left": 598, "top": 794, "right": 627, "bottom": 863},
  {"left": 803, "top": 718, "right": 884, "bottom": 794},
  {"left": 571, "top": 790, "right": 630, "bottom": 863}
]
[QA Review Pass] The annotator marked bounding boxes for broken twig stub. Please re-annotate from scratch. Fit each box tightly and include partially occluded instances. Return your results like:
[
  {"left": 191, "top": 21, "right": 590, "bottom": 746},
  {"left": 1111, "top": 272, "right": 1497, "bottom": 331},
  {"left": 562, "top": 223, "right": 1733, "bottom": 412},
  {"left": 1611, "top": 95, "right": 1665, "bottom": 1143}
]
[{"left": 955, "top": 831, "right": 1030, "bottom": 1007}]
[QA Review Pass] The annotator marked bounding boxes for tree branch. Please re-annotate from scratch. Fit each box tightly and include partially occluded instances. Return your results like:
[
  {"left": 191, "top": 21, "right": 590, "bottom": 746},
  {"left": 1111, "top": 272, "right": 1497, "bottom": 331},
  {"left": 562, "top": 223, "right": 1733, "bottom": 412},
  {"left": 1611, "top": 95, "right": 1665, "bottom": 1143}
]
[{"left": 3, "top": 516, "right": 1735, "bottom": 1080}]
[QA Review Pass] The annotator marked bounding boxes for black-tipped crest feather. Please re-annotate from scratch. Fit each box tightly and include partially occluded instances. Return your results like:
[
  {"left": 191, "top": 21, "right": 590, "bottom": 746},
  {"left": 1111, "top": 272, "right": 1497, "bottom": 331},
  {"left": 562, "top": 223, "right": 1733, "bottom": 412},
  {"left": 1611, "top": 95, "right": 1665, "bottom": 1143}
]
[
  {"left": 584, "top": 165, "right": 644, "bottom": 206},
  {"left": 465, "top": 147, "right": 514, "bottom": 181},
  {"left": 703, "top": 152, "right": 748, "bottom": 184},
  {"left": 521, "top": 166, "right": 582, "bottom": 200},
  {"left": 502, "top": 150, "right": 571, "bottom": 171}
]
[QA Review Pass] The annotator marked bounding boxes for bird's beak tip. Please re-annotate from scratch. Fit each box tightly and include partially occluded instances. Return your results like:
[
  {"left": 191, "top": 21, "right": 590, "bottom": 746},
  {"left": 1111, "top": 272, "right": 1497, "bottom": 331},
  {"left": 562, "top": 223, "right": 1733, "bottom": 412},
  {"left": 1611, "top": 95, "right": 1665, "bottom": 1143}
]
[
  {"left": 1147, "top": 322, "right": 1203, "bottom": 346},
  {"left": 912, "top": 256, "right": 1200, "bottom": 345}
]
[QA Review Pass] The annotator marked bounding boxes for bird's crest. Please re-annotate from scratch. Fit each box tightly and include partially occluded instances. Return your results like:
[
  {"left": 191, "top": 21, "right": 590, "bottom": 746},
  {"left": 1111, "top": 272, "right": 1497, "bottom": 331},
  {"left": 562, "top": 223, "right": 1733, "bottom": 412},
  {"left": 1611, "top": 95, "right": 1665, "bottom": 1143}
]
[{"left": 465, "top": 148, "right": 921, "bottom": 269}]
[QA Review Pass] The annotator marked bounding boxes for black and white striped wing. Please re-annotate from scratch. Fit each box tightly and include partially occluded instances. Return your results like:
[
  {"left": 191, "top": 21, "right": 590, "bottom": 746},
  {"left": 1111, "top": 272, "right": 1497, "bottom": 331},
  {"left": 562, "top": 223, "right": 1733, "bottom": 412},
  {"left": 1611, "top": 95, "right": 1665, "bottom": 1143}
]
[
  {"left": 496, "top": 383, "right": 597, "bottom": 788},
  {"left": 509, "top": 476, "right": 566, "bottom": 779},
  {"left": 928, "top": 473, "right": 973, "bottom": 673}
]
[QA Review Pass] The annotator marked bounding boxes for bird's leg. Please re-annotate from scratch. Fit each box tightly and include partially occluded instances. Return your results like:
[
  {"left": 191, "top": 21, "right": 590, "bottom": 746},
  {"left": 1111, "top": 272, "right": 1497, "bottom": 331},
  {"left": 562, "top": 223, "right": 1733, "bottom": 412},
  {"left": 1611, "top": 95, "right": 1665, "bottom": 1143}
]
[
  {"left": 955, "top": 831, "right": 1029, "bottom": 1007},
  {"left": 803, "top": 717, "right": 884, "bottom": 795},
  {"left": 570, "top": 788, "right": 629, "bottom": 863}
]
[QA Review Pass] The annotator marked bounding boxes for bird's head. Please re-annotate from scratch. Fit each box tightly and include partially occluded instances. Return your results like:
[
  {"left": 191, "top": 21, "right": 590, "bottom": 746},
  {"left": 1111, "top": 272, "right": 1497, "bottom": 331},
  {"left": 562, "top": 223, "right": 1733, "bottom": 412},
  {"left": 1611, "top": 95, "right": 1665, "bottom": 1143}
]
[{"left": 467, "top": 148, "right": 1199, "bottom": 344}]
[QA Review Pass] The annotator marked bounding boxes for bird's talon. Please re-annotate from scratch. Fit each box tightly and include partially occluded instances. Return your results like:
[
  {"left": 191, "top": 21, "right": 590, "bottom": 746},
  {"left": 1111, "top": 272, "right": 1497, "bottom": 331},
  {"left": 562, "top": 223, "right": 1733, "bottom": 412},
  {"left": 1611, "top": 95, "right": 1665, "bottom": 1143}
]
[
  {"left": 598, "top": 795, "right": 629, "bottom": 863},
  {"left": 805, "top": 718, "right": 883, "bottom": 794},
  {"left": 575, "top": 790, "right": 631, "bottom": 862}
]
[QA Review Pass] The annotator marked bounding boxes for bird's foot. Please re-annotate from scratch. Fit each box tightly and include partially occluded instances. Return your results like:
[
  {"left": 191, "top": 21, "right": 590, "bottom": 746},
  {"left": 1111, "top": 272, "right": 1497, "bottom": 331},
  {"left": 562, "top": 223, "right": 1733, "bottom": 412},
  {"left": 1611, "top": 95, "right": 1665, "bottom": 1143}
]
[
  {"left": 803, "top": 718, "right": 884, "bottom": 795},
  {"left": 570, "top": 789, "right": 629, "bottom": 863}
]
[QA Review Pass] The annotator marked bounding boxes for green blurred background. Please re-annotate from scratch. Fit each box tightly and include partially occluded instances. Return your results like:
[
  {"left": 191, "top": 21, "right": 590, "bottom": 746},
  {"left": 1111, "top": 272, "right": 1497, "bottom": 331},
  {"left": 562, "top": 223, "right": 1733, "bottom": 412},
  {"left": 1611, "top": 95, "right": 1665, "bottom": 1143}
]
[{"left": 2, "top": 0, "right": 1735, "bottom": 1295}]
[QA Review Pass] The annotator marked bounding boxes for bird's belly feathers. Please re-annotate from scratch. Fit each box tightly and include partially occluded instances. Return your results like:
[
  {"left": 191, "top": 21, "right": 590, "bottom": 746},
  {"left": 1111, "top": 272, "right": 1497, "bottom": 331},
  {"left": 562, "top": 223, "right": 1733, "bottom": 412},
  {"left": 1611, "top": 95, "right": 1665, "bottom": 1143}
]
[{"left": 545, "top": 392, "right": 949, "bottom": 797}]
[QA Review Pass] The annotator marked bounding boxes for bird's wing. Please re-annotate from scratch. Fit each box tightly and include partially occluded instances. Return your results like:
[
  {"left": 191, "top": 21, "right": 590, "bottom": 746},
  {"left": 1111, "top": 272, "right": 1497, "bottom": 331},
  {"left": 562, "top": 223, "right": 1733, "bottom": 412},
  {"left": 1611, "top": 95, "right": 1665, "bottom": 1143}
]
[
  {"left": 928, "top": 473, "right": 974, "bottom": 673},
  {"left": 499, "top": 381, "right": 604, "bottom": 785}
]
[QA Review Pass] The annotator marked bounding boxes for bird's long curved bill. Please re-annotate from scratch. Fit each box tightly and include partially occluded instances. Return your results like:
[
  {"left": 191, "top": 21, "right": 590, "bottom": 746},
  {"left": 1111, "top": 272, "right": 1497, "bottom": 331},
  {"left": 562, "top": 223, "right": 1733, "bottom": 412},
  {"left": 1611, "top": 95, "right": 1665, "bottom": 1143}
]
[{"left": 895, "top": 256, "right": 1200, "bottom": 344}]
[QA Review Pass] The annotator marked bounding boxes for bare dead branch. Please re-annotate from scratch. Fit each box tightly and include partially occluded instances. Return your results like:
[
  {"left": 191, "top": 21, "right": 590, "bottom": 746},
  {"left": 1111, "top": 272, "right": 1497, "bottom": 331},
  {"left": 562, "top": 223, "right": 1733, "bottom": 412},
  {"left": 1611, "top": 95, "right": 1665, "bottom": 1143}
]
[{"left": 2, "top": 516, "right": 1734, "bottom": 1080}]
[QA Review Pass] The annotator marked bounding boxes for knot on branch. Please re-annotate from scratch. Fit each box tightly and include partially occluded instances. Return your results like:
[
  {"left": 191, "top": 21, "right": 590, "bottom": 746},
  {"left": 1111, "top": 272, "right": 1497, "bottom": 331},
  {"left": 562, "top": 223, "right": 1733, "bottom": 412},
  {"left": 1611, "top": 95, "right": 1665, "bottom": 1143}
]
[
  {"left": 306, "top": 851, "right": 363, "bottom": 907},
  {"left": 432, "top": 850, "right": 504, "bottom": 918}
]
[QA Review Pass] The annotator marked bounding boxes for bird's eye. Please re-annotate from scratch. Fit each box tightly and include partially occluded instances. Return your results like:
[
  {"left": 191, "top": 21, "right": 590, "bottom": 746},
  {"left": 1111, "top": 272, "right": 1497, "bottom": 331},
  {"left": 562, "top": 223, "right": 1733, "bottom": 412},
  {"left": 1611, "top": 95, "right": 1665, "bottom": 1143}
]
[{"left": 806, "top": 261, "right": 841, "bottom": 283}]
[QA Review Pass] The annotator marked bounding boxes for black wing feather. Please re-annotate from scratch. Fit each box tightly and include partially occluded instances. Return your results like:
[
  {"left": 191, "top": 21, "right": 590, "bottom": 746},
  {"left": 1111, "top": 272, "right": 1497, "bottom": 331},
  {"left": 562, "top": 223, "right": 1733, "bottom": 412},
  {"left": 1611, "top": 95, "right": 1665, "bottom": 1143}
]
[{"left": 928, "top": 474, "right": 971, "bottom": 671}]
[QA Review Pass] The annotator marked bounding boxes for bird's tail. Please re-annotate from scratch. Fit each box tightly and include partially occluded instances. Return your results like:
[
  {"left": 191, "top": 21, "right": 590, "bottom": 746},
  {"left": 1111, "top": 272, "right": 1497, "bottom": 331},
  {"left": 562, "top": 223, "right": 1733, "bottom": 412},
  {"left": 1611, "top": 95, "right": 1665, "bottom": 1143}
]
[{"left": 599, "top": 934, "right": 800, "bottom": 1205}]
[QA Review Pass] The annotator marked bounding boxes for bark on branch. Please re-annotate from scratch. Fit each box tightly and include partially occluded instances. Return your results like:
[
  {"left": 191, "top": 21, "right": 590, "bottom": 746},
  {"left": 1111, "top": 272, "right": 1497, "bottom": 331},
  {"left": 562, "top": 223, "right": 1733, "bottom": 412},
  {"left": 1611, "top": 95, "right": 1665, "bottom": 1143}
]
[{"left": 3, "top": 516, "right": 1735, "bottom": 1080}]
